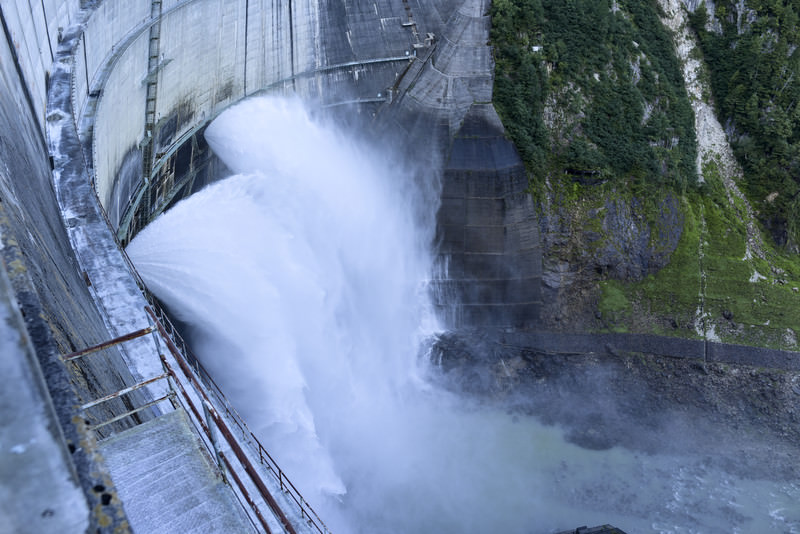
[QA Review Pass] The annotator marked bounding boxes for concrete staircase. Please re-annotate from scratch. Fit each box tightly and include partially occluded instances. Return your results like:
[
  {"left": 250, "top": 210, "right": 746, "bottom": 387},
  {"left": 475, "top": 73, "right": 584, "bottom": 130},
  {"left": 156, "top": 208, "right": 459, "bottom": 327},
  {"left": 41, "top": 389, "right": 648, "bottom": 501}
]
[{"left": 99, "top": 408, "right": 254, "bottom": 533}]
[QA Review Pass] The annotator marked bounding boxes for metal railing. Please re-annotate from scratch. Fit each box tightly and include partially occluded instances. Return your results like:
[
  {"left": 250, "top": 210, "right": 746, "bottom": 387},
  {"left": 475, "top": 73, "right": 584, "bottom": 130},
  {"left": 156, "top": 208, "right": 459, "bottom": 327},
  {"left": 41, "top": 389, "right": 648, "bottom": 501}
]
[
  {"left": 145, "top": 305, "right": 331, "bottom": 534},
  {"left": 70, "top": 331, "right": 275, "bottom": 533},
  {"left": 250, "top": 433, "right": 329, "bottom": 530},
  {"left": 61, "top": 325, "right": 173, "bottom": 432},
  {"left": 156, "top": 351, "right": 284, "bottom": 534},
  {"left": 65, "top": 301, "right": 330, "bottom": 534},
  {"left": 77, "top": 373, "right": 174, "bottom": 432}
]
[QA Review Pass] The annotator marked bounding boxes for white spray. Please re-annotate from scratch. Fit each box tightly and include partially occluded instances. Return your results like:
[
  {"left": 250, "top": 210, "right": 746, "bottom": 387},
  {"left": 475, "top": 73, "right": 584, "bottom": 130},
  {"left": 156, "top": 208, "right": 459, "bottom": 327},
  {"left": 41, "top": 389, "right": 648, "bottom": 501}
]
[
  {"left": 126, "top": 96, "right": 469, "bottom": 530},
  {"left": 127, "top": 96, "right": 800, "bottom": 534}
]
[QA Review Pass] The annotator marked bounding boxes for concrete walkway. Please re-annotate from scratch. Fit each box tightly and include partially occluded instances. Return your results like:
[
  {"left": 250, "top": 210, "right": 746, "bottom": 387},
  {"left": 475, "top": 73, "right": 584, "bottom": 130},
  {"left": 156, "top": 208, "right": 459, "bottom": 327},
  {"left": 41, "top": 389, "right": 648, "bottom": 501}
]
[{"left": 99, "top": 408, "right": 254, "bottom": 534}]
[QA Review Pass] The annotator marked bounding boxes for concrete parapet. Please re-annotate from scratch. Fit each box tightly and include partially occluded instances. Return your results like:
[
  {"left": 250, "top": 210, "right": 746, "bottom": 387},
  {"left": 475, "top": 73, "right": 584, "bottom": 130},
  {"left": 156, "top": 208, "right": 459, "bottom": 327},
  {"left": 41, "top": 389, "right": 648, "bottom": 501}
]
[
  {"left": 0, "top": 257, "right": 91, "bottom": 533},
  {"left": 0, "top": 29, "right": 131, "bottom": 523}
]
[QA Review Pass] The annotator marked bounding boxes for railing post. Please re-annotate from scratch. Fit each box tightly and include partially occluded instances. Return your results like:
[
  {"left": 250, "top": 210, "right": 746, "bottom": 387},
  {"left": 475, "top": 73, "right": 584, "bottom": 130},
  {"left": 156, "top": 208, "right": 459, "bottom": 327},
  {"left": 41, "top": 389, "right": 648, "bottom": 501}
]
[
  {"left": 163, "top": 357, "right": 180, "bottom": 410},
  {"left": 203, "top": 400, "right": 226, "bottom": 481}
]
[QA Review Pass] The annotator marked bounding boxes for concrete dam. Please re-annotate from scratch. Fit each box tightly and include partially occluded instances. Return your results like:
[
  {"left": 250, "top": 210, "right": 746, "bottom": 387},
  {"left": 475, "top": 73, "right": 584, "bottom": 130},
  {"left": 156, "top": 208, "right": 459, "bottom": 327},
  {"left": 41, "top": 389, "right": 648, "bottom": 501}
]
[
  {"left": 3, "top": 0, "right": 800, "bottom": 533},
  {"left": 0, "top": 0, "right": 541, "bottom": 531}
]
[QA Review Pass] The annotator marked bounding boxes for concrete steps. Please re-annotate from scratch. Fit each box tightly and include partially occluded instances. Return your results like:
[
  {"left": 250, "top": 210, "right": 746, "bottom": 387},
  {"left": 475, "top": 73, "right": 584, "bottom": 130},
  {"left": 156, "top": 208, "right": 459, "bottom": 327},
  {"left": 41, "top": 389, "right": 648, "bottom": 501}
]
[{"left": 99, "top": 408, "right": 254, "bottom": 534}]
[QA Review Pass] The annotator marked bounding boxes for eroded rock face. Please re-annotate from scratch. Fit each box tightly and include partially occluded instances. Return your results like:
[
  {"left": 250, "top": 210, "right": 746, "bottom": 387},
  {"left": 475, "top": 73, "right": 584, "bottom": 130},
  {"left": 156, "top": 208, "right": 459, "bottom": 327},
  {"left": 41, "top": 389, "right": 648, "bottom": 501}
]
[
  {"left": 537, "top": 189, "right": 683, "bottom": 330},
  {"left": 597, "top": 195, "right": 683, "bottom": 280}
]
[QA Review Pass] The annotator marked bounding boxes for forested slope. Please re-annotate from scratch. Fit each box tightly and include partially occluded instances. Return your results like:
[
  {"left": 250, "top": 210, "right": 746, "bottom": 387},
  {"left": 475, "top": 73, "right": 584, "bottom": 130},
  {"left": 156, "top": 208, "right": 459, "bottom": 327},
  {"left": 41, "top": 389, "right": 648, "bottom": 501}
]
[
  {"left": 491, "top": 0, "right": 800, "bottom": 349},
  {"left": 689, "top": 0, "right": 800, "bottom": 248},
  {"left": 492, "top": 0, "right": 696, "bottom": 189}
]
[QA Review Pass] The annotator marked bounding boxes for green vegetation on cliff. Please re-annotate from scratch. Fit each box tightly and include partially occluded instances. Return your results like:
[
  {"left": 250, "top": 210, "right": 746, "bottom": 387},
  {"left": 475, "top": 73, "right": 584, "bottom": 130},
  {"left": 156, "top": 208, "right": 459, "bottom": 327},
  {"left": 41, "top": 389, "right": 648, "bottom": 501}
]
[
  {"left": 688, "top": 1, "right": 800, "bottom": 248},
  {"left": 491, "top": 0, "right": 800, "bottom": 349},
  {"left": 540, "top": 156, "right": 800, "bottom": 349},
  {"left": 491, "top": 0, "right": 697, "bottom": 190},
  {"left": 628, "top": 161, "right": 800, "bottom": 349}
]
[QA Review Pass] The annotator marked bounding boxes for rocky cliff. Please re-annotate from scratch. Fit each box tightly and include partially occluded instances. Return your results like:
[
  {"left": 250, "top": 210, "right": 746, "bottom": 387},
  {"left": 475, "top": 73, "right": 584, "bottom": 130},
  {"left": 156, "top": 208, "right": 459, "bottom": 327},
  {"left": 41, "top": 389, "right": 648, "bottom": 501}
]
[{"left": 491, "top": 0, "right": 800, "bottom": 350}]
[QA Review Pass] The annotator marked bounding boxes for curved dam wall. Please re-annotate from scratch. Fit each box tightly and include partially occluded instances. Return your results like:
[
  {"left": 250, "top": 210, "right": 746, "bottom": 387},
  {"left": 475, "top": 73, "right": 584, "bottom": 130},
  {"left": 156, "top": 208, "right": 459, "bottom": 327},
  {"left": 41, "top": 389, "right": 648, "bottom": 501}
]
[
  {"left": 81, "top": 0, "right": 419, "bottom": 236},
  {"left": 0, "top": 0, "right": 542, "bottom": 527},
  {"left": 73, "top": 0, "right": 544, "bottom": 329},
  {"left": 1, "top": 0, "right": 799, "bottom": 529}
]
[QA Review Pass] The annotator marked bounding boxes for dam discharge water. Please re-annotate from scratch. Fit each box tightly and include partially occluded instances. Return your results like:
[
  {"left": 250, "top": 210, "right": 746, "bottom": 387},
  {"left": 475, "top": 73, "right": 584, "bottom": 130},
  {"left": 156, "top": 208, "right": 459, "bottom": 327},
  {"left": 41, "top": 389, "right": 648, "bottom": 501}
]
[{"left": 128, "top": 97, "right": 800, "bottom": 534}]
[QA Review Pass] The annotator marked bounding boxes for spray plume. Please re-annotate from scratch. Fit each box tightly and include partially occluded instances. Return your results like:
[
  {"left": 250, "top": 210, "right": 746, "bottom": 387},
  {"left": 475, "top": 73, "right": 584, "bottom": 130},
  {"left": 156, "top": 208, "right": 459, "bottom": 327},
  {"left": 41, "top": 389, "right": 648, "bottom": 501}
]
[{"left": 127, "top": 96, "right": 800, "bottom": 534}]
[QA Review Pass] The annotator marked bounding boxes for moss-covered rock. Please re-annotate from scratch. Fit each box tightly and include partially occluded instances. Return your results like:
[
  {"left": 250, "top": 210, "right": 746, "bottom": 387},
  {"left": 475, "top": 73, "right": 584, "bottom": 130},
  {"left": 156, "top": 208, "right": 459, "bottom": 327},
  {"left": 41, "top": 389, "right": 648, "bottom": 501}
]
[{"left": 492, "top": 0, "right": 800, "bottom": 350}]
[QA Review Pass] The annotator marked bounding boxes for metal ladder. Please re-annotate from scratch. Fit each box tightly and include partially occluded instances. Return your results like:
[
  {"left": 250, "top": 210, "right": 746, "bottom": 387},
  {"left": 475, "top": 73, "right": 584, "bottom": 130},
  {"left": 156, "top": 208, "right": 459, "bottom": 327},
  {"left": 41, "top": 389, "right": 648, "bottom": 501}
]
[{"left": 141, "top": 0, "right": 163, "bottom": 220}]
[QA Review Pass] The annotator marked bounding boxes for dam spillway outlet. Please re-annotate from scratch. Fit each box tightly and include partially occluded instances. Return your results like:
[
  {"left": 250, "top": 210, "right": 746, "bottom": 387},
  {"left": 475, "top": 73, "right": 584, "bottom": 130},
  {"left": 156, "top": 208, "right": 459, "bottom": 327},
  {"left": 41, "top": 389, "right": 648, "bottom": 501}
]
[
  {"left": 2, "top": 0, "right": 800, "bottom": 531},
  {"left": 127, "top": 95, "right": 442, "bottom": 517},
  {"left": 127, "top": 97, "right": 800, "bottom": 534}
]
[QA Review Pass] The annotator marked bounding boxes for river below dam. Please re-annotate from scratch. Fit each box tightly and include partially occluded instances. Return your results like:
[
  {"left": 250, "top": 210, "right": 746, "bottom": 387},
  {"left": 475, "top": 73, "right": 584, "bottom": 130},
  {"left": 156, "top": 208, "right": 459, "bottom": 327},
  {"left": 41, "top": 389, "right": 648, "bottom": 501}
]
[{"left": 127, "top": 96, "right": 800, "bottom": 534}]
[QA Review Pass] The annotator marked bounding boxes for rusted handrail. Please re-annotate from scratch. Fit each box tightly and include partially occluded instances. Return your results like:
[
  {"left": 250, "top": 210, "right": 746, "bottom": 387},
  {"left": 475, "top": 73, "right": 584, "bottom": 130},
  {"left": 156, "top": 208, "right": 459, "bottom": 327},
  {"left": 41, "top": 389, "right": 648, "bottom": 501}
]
[
  {"left": 158, "top": 354, "right": 209, "bottom": 435},
  {"left": 159, "top": 349, "right": 296, "bottom": 533},
  {"left": 151, "top": 311, "right": 320, "bottom": 534},
  {"left": 80, "top": 372, "right": 168, "bottom": 410},
  {"left": 144, "top": 305, "right": 331, "bottom": 534},
  {"left": 218, "top": 451, "right": 274, "bottom": 534},
  {"left": 159, "top": 354, "right": 273, "bottom": 534},
  {"left": 203, "top": 400, "right": 297, "bottom": 534},
  {"left": 62, "top": 326, "right": 155, "bottom": 361}
]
